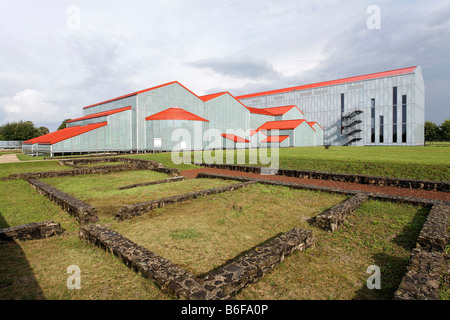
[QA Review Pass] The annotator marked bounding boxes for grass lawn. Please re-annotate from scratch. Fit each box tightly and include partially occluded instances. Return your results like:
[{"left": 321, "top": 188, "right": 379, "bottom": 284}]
[
  {"left": 0, "top": 178, "right": 172, "bottom": 300},
  {"left": 0, "top": 151, "right": 448, "bottom": 300},
  {"left": 236, "top": 200, "right": 430, "bottom": 300},
  {"left": 42, "top": 173, "right": 240, "bottom": 223},
  {"left": 0, "top": 161, "right": 72, "bottom": 178},
  {"left": 119, "top": 145, "right": 450, "bottom": 181},
  {"left": 110, "top": 184, "right": 347, "bottom": 276}
]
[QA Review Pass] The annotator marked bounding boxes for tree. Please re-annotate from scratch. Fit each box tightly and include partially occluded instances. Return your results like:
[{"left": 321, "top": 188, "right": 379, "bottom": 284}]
[
  {"left": 424, "top": 121, "right": 439, "bottom": 144},
  {"left": 58, "top": 119, "right": 71, "bottom": 130},
  {"left": 439, "top": 119, "right": 450, "bottom": 141},
  {"left": 0, "top": 121, "right": 41, "bottom": 141},
  {"left": 39, "top": 126, "right": 50, "bottom": 136}
]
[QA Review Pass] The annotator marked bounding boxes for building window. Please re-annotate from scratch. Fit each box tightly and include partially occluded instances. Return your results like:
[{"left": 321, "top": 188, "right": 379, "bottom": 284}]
[
  {"left": 402, "top": 95, "right": 407, "bottom": 143},
  {"left": 379, "top": 115, "right": 384, "bottom": 143},
  {"left": 371, "top": 98, "right": 375, "bottom": 143},
  {"left": 340, "top": 93, "right": 344, "bottom": 135},
  {"left": 393, "top": 87, "right": 397, "bottom": 143}
]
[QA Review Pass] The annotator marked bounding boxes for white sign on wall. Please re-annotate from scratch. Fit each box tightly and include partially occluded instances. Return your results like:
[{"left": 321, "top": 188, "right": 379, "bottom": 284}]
[{"left": 154, "top": 138, "right": 162, "bottom": 148}]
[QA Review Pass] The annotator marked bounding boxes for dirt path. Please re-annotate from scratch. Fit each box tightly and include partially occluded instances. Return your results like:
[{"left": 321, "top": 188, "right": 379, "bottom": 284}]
[{"left": 181, "top": 167, "right": 450, "bottom": 202}]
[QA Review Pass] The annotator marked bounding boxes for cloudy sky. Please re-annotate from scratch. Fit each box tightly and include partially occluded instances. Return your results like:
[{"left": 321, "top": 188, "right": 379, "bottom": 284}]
[{"left": 0, "top": 0, "right": 448, "bottom": 131}]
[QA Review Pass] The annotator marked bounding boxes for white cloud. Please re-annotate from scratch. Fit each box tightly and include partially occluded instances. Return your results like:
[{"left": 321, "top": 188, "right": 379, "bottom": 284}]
[{"left": 0, "top": 89, "right": 61, "bottom": 124}]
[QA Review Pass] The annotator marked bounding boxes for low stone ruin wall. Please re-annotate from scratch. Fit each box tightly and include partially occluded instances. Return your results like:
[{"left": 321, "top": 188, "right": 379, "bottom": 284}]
[
  {"left": 195, "top": 172, "right": 448, "bottom": 207},
  {"left": 59, "top": 157, "right": 179, "bottom": 176},
  {"left": 0, "top": 220, "right": 64, "bottom": 242},
  {"left": 416, "top": 204, "right": 450, "bottom": 252},
  {"left": 394, "top": 203, "right": 450, "bottom": 300},
  {"left": 196, "top": 163, "right": 450, "bottom": 192},
  {"left": 79, "top": 224, "right": 204, "bottom": 299},
  {"left": 394, "top": 249, "right": 445, "bottom": 300},
  {"left": 310, "top": 193, "right": 369, "bottom": 232},
  {"left": 115, "top": 181, "right": 256, "bottom": 221},
  {"left": 1, "top": 158, "right": 179, "bottom": 181},
  {"left": 118, "top": 176, "right": 185, "bottom": 190},
  {"left": 79, "top": 224, "right": 314, "bottom": 300},
  {"left": 199, "top": 228, "right": 314, "bottom": 300},
  {"left": 27, "top": 179, "right": 98, "bottom": 225}
]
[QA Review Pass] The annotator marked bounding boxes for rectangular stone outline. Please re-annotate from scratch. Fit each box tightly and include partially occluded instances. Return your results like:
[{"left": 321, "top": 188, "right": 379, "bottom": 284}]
[
  {"left": 115, "top": 181, "right": 257, "bottom": 221},
  {"left": 195, "top": 163, "right": 450, "bottom": 192},
  {"left": 195, "top": 172, "right": 450, "bottom": 207},
  {"left": 27, "top": 179, "right": 99, "bottom": 225},
  {"left": 79, "top": 224, "right": 314, "bottom": 300}
]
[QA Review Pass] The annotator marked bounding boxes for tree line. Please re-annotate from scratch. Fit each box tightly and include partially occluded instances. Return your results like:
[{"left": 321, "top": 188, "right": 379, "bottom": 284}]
[
  {"left": 0, "top": 119, "right": 70, "bottom": 141},
  {"left": 424, "top": 119, "right": 450, "bottom": 144}
]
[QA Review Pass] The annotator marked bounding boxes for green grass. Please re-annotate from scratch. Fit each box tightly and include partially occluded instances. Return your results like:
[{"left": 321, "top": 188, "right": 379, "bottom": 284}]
[
  {"left": 0, "top": 152, "right": 448, "bottom": 300},
  {"left": 0, "top": 161, "right": 71, "bottom": 178},
  {"left": 42, "top": 173, "right": 240, "bottom": 223},
  {"left": 236, "top": 200, "right": 430, "bottom": 300},
  {"left": 184, "top": 145, "right": 449, "bottom": 181},
  {"left": 111, "top": 184, "right": 347, "bottom": 276}
]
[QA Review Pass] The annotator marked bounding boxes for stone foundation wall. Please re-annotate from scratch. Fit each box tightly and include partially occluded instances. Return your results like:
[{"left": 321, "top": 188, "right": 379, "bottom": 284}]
[
  {"left": 1, "top": 158, "right": 179, "bottom": 181},
  {"left": 196, "top": 163, "right": 450, "bottom": 192},
  {"left": 394, "top": 203, "right": 449, "bottom": 300},
  {"left": 115, "top": 181, "right": 256, "bottom": 221},
  {"left": 199, "top": 228, "right": 314, "bottom": 299},
  {"left": 196, "top": 172, "right": 449, "bottom": 207},
  {"left": 311, "top": 193, "right": 369, "bottom": 232},
  {"left": 59, "top": 157, "right": 179, "bottom": 176},
  {"left": 394, "top": 249, "right": 445, "bottom": 300},
  {"left": 0, "top": 220, "right": 64, "bottom": 242},
  {"left": 118, "top": 176, "right": 185, "bottom": 190},
  {"left": 416, "top": 204, "right": 450, "bottom": 252},
  {"left": 27, "top": 179, "right": 98, "bottom": 225},
  {"left": 79, "top": 224, "right": 314, "bottom": 300}
]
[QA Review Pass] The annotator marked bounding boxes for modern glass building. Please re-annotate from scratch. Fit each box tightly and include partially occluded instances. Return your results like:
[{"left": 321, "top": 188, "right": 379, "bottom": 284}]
[
  {"left": 22, "top": 66, "right": 424, "bottom": 156},
  {"left": 23, "top": 81, "right": 323, "bottom": 156},
  {"left": 236, "top": 66, "right": 425, "bottom": 146}
]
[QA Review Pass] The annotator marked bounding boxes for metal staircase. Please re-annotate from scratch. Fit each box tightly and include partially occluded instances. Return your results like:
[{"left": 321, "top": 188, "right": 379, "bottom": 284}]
[{"left": 341, "top": 108, "right": 363, "bottom": 146}]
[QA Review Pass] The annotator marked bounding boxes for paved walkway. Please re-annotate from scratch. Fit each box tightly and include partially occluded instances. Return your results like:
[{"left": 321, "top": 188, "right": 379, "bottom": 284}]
[{"left": 0, "top": 153, "right": 20, "bottom": 164}]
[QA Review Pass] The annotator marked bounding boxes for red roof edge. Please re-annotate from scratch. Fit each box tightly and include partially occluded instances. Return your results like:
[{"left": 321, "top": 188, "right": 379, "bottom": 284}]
[
  {"left": 235, "top": 66, "right": 417, "bottom": 100},
  {"left": 145, "top": 106, "right": 209, "bottom": 122},
  {"left": 38, "top": 122, "right": 108, "bottom": 145},
  {"left": 261, "top": 135, "right": 290, "bottom": 143},
  {"left": 221, "top": 134, "right": 250, "bottom": 143},
  {"left": 199, "top": 92, "right": 228, "bottom": 102},
  {"left": 68, "top": 106, "right": 132, "bottom": 123},
  {"left": 83, "top": 81, "right": 203, "bottom": 110}
]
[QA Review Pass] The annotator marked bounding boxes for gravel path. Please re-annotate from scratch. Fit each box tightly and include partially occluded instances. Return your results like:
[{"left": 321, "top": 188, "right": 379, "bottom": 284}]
[{"left": 181, "top": 167, "right": 450, "bottom": 202}]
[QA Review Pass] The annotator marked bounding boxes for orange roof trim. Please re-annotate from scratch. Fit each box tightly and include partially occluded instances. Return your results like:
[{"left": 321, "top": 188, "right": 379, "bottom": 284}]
[
  {"left": 236, "top": 66, "right": 417, "bottom": 100},
  {"left": 68, "top": 106, "right": 132, "bottom": 123},
  {"left": 221, "top": 134, "right": 250, "bottom": 143},
  {"left": 262, "top": 135, "right": 290, "bottom": 143},
  {"left": 145, "top": 106, "right": 209, "bottom": 122},
  {"left": 257, "top": 119, "right": 307, "bottom": 131},
  {"left": 25, "top": 122, "right": 108, "bottom": 145}
]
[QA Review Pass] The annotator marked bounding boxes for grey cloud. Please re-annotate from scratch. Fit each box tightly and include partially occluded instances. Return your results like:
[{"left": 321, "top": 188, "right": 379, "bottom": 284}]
[{"left": 188, "top": 54, "right": 283, "bottom": 80}]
